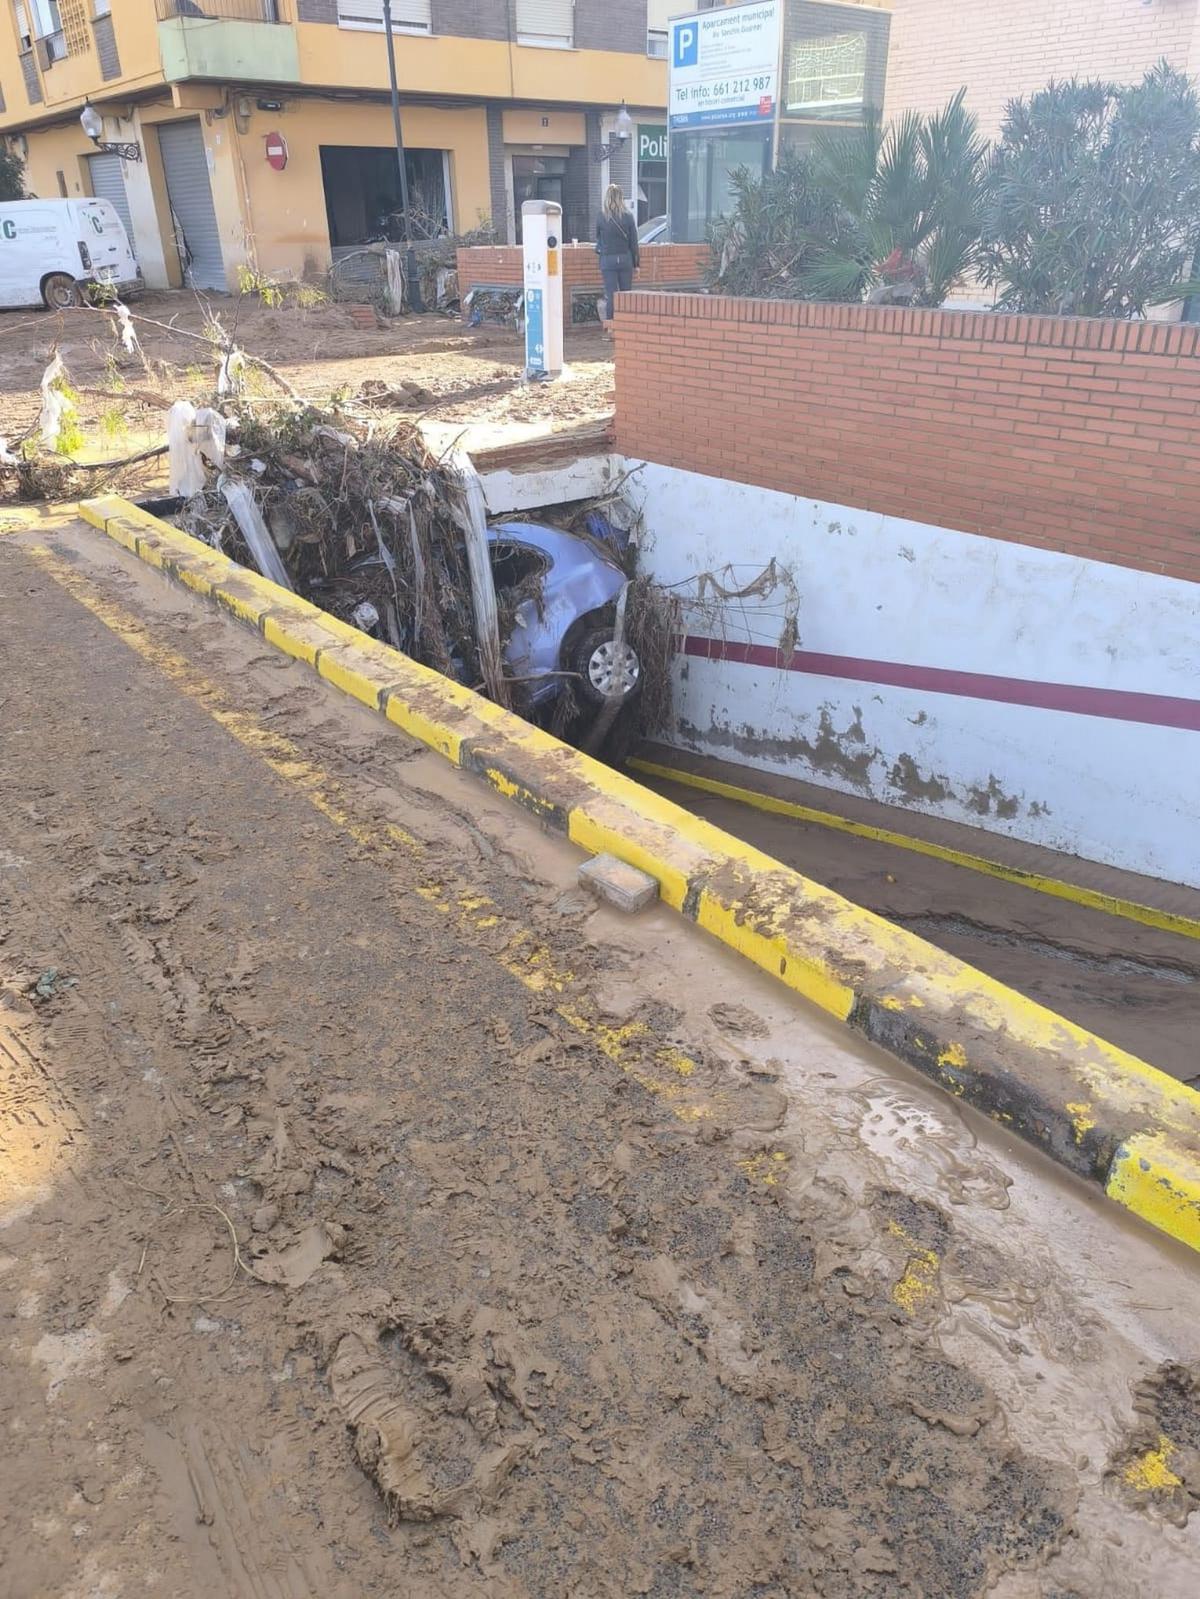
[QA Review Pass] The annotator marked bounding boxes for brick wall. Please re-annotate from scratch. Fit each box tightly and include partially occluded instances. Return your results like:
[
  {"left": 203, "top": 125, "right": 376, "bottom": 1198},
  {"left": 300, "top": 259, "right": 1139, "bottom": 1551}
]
[
  {"left": 430, "top": 0, "right": 509, "bottom": 41},
  {"left": 613, "top": 293, "right": 1200, "bottom": 586},
  {"left": 458, "top": 241, "right": 711, "bottom": 317},
  {"left": 882, "top": 0, "right": 1200, "bottom": 140},
  {"left": 576, "top": 0, "right": 648, "bottom": 55}
]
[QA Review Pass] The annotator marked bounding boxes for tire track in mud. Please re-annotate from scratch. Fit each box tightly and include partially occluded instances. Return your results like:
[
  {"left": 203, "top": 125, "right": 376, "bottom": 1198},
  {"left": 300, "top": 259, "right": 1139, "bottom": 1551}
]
[{"left": 0, "top": 538, "right": 1115, "bottom": 1597}]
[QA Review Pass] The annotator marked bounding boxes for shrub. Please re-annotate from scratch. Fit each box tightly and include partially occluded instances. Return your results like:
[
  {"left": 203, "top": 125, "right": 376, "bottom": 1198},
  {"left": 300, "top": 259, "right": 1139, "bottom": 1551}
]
[
  {"left": 802, "top": 90, "right": 989, "bottom": 305},
  {"left": 708, "top": 149, "right": 849, "bottom": 299},
  {"left": 0, "top": 143, "right": 26, "bottom": 202},
  {"left": 982, "top": 62, "right": 1200, "bottom": 317}
]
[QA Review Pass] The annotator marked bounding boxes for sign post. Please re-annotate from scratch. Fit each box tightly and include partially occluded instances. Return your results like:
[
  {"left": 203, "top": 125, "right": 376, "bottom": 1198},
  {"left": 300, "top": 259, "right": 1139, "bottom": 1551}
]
[{"left": 521, "top": 199, "right": 564, "bottom": 380}]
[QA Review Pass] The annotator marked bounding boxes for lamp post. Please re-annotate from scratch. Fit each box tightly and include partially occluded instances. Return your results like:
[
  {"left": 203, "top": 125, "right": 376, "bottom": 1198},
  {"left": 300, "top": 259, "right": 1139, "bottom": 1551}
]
[
  {"left": 593, "top": 102, "right": 634, "bottom": 162},
  {"left": 80, "top": 102, "right": 141, "bottom": 162},
  {"left": 381, "top": 0, "right": 423, "bottom": 312}
]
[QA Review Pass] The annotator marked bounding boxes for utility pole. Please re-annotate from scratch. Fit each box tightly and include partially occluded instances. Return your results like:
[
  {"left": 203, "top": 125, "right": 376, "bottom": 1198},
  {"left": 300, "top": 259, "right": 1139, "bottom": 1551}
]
[{"left": 381, "top": 0, "right": 423, "bottom": 312}]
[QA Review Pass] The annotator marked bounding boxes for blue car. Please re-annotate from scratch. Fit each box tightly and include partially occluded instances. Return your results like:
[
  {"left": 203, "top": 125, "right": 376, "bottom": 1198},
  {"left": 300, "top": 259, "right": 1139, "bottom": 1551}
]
[{"left": 489, "top": 519, "right": 641, "bottom": 709}]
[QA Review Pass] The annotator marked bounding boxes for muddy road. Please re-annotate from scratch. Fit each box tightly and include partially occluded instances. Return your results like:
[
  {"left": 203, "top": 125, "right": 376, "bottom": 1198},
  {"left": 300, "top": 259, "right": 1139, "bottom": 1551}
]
[{"left": 1, "top": 519, "right": 1197, "bottom": 1597}]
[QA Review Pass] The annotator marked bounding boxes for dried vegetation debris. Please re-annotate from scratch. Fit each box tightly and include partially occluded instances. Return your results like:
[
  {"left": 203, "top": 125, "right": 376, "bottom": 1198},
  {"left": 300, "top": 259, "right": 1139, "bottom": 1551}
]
[{"left": 174, "top": 395, "right": 677, "bottom": 742}]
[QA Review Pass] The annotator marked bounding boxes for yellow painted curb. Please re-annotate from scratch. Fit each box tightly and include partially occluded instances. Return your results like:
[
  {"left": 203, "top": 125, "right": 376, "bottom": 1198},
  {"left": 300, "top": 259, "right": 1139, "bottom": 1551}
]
[
  {"left": 75, "top": 495, "right": 1200, "bottom": 1256},
  {"left": 629, "top": 756, "right": 1200, "bottom": 945}
]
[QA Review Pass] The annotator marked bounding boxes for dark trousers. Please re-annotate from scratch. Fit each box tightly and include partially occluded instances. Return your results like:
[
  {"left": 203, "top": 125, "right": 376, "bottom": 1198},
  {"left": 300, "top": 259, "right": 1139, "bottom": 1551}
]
[{"left": 600, "top": 259, "right": 633, "bottom": 322}]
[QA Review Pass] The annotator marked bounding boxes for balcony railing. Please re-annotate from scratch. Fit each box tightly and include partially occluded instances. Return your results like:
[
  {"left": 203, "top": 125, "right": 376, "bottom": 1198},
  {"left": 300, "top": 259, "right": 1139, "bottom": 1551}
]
[
  {"left": 155, "top": 1, "right": 284, "bottom": 20},
  {"left": 34, "top": 29, "right": 70, "bottom": 69}
]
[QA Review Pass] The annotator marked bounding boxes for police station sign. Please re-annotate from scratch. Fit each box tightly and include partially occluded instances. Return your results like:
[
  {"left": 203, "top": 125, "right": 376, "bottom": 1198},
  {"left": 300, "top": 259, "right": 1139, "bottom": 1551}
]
[{"left": 669, "top": 1, "right": 781, "bottom": 130}]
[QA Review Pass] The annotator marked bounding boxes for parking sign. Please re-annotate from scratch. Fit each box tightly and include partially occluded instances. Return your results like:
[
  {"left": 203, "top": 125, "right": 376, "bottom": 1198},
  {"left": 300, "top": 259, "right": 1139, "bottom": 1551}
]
[{"left": 668, "top": 1, "right": 780, "bottom": 130}]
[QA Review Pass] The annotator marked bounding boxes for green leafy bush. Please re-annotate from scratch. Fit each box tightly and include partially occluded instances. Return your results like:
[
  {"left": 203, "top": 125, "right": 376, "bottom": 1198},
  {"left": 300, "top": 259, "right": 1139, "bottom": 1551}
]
[{"left": 982, "top": 62, "right": 1200, "bottom": 317}]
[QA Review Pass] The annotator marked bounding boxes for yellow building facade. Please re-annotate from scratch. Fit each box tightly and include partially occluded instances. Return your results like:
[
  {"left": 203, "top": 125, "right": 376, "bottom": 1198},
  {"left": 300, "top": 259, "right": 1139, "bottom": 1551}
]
[{"left": 1, "top": 2, "right": 668, "bottom": 291}]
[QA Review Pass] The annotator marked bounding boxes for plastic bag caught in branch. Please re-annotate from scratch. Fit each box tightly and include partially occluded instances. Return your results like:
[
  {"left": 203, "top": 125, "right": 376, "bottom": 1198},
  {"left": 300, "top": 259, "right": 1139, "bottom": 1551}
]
[
  {"left": 38, "top": 353, "right": 74, "bottom": 451},
  {"left": 218, "top": 347, "right": 247, "bottom": 397},
  {"left": 111, "top": 299, "right": 140, "bottom": 356},
  {"left": 167, "top": 401, "right": 227, "bottom": 496}
]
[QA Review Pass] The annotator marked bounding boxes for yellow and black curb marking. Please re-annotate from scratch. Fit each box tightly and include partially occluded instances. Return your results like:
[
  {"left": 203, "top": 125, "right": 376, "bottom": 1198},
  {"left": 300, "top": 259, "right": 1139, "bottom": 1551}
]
[
  {"left": 629, "top": 756, "right": 1200, "bottom": 944},
  {"left": 74, "top": 496, "right": 1200, "bottom": 1255}
]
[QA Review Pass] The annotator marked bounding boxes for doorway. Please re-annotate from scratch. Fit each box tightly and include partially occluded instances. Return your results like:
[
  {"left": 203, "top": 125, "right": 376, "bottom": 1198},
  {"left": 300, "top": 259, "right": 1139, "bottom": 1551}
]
[{"left": 510, "top": 154, "right": 567, "bottom": 242}]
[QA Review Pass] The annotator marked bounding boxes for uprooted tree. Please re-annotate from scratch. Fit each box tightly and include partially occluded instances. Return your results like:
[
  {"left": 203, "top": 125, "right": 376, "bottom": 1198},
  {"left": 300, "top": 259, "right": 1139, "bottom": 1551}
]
[{"left": 981, "top": 62, "right": 1200, "bottom": 318}]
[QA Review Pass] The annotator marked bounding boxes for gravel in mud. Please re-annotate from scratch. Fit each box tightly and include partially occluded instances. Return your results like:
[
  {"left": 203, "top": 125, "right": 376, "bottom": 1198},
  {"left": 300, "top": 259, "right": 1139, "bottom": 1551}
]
[{"left": 0, "top": 530, "right": 1196, "bottom": 1598}]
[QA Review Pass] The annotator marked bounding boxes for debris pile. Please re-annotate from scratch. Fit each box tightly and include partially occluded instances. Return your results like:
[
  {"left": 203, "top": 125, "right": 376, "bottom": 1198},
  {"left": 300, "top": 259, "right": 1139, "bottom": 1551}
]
[
  {"left": 170, "top": 398, "right": 677, "bottom": 749},
  {"left": 177, "top": 405, "right": 485, "bottom": 690}
]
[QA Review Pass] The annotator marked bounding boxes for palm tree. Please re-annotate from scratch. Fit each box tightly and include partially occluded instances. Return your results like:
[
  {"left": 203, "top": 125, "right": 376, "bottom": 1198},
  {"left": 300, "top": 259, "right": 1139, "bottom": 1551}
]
[{"left": 800, "top": 91, "right": 988, "bottom": 307}]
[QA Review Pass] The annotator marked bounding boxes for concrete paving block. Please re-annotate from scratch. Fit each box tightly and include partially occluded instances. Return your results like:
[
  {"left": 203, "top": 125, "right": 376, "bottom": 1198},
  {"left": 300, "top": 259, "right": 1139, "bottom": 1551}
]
[{"left": 578, "top": 853, "right": 659, "bottom": 914}]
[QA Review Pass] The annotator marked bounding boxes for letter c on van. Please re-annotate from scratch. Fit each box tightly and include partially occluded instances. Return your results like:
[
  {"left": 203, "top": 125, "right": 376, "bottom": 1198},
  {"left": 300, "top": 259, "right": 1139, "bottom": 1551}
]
[{"left": 1, "top": 220, "right": 16, "bottom": 240}]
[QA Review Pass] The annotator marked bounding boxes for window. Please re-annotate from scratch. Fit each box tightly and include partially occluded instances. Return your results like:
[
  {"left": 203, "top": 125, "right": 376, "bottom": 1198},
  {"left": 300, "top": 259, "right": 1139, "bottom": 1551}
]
[
  {"left": 515, "top": 0, "right": 572, "bottom": 49},
  {"left": 319, "top": 145, "right": 448, "bottom": 246},
  {"left": 646, "top": 0, "right": 671, "bottom": 58},
  {"left": 336, "top": 0, "right": 432, "bottom": 33},
  {"left": 786, "top": 30, "right": 868, "bottom": 116}
]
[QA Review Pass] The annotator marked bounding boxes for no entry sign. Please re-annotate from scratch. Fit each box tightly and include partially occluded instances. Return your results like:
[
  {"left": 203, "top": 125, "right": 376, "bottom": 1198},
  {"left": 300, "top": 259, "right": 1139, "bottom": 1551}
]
[{"left": 264, "top": 132, "right": 288, "bottom": 171}]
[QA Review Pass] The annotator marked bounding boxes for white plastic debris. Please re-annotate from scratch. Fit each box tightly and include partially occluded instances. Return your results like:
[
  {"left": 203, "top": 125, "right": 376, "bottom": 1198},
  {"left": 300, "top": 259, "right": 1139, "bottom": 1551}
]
[
  {"left": 112, "top": 299, "right": 140, "bottom": 356},
  {"left": 0, "top": 437, "right": 18, "bottom": 467},
  {"left": 351, "top": 600, "right": 380, "bottom": 634},
  {"left": 167, "top": 401, "right": 227, "bottom": 496},
  {"left": 217, "top": 346, "right": 247, "bottom": 397},
  {"left": 448, "top": 449, "right": 508, "bottom": 708},
  {"left": 38, "top": 353, "right": 70, "bottom": 451},
  {"left": 219, "top": 475, "right": 293, "bottom": 591}
]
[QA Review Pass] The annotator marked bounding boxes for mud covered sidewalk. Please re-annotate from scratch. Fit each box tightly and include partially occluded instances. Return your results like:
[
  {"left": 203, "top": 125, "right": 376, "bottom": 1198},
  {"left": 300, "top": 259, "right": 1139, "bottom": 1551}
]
[{"left": 1, "top": 519, "right": 1198, "bottom": 1598}]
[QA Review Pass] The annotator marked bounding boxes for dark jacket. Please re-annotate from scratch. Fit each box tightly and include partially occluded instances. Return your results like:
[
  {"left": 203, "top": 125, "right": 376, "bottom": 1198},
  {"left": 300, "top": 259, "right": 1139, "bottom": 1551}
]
[{"left": 596, "top": 209, "right": 640, "bottom": 269}]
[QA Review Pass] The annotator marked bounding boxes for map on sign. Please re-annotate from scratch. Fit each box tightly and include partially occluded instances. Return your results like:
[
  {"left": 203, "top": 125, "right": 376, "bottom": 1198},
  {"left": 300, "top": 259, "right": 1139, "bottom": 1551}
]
[{"left": 668, "top": 1, "right": 780, "bottom": 130}]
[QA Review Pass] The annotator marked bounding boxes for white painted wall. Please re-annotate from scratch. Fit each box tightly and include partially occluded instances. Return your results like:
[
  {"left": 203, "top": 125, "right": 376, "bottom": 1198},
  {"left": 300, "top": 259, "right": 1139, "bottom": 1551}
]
[
  {"left": 119, "top": 113, "right": 172, "bottom": 290},
  {"left": 631, "top": 461, "right": 1200, "bottom": 889}
]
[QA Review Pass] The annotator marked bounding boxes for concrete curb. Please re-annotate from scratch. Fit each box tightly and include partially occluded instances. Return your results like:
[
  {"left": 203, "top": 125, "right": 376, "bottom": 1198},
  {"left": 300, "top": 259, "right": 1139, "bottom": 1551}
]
[{"left": 76, "top": 496, "right": 1200, "bottom": 1255}]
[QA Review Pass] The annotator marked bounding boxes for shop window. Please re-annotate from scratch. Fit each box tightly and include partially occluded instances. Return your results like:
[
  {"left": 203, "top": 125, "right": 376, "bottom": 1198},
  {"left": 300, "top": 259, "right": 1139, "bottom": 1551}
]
[
  {"left": 668, "top": 127, "right": 770, "bottom": 244},
  {"left": 320, "top": 145, "right": 448, "bottom": 246},
  {"left": 336, "top": 0, "right": 431, "bottom": 33}
]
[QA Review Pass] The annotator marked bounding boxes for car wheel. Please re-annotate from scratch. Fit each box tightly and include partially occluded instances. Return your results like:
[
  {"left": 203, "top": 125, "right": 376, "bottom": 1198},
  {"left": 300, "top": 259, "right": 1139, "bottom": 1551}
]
[
  {"left": 572, "top": 626, "right": 642, "bottom": 705},
  {"left": 42, "top": 274, "right": 80, "bottom": 311}
]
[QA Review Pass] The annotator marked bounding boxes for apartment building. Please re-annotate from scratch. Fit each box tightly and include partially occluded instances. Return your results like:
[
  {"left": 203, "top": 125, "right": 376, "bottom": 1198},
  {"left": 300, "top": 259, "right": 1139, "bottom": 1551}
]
[{"left": 0, "top": 1, "right": 671, "bottom": 291}]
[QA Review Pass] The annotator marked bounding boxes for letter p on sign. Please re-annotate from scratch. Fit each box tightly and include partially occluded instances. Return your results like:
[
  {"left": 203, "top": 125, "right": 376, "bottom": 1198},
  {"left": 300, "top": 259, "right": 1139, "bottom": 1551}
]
[{"left": 674, "top": 23, "right": 698, "bottom": 68}]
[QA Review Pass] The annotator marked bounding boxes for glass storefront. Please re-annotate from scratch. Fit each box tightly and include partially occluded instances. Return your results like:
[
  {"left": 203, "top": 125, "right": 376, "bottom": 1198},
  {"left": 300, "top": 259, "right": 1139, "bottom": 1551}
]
[{"left": 669, "top": 127, "right": 771, "bottom": 244}]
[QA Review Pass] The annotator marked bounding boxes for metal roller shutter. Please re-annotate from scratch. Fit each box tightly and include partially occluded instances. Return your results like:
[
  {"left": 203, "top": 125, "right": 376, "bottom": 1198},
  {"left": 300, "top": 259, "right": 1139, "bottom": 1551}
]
[
  {"left": 157, "top": 120, "right": 226, "bottom": 292},
  {"left": 515, "top": 0, "right": 573, "bottom": 47},
  {"left": 86, "top": 151, "right": 134, "bottom": 247}
]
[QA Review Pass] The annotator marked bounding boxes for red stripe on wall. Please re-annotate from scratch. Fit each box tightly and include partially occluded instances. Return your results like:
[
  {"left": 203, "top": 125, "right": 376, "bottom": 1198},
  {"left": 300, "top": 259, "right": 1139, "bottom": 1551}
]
[{"left": 682, "top": 637, "right": 1200, "bottom": 733}]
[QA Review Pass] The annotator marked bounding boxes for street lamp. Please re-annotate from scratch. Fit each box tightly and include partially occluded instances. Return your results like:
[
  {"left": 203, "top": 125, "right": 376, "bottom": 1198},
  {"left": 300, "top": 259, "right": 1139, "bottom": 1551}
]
[
  {"left": 594, "top": 102, "right": 634, "bottom": 162},
  {"left": 80, "top": 102, "right": 141, "bottom": 162},
  {"left": 381, "top": 0, "right": 423, "bottom": 311}
]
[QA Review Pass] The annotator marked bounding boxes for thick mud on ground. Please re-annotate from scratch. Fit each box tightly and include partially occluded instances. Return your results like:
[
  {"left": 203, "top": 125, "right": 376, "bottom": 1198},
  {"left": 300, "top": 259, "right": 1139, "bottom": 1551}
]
[{"left": 1, "top": 526, "right": 1197, "bottom": 1597}]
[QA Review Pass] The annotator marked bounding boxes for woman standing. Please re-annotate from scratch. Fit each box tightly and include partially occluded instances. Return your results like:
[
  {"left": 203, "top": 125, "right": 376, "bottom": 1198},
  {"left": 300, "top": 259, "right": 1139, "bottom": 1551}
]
[{"left": 595, "top": 183, "right": 639, "bottom": 331}]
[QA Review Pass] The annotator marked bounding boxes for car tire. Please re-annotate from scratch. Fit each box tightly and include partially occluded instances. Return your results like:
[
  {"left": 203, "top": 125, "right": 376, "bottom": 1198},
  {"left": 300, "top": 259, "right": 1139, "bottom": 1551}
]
[
  {"left": 572, "top": 626, "right": 642, "bottom": 706},
  {"left": 42, "top": 274, "right": 80, "bottom": 311}
]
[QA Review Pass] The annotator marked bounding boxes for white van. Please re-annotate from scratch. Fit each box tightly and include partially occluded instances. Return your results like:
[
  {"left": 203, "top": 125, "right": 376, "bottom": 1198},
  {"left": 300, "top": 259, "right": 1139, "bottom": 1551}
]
[{"left": 0, "top": 197, "right": 141, "bottom": 311}]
